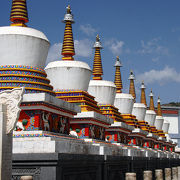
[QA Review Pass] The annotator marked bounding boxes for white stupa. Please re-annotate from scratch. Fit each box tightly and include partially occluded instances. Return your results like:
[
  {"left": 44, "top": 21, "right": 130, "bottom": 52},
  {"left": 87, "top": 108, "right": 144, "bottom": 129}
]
[
  {"left": 144, "top": 90, "right": 156, "bottom": 126},
  {"left": 0, "top": 0, "right": 54, "bottom": 95},
  {"left": 114, "top": 57, "right": 134, "bottom": 114},
  {"left": 131, "top": 79, "right": 147, "bottom": 121},
  {"left": 88, "top": 35, "right": 116, "bottom": 105},
  {"left": 45, "top": 5, "right": 92, "bottom": 92},
  {"left": 154, "top": 97, "right": 164, "bottom": 130}
]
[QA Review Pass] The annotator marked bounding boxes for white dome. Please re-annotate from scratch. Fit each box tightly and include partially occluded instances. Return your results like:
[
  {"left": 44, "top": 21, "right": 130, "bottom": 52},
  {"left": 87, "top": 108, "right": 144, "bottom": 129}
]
[
  {"left": 88, "top": 80, "right": 116, "bottom": 105},
  {"left": 132, "top": 103, "right": 147, "bottom": 120},
  {"left": 114, "top": 93, "right": 134, "bottom": 114},
  {"left": 0, "top": 26, "right": 49, "bottom": 69},
  {"left": 45, "top": 60, "right": 92, "bottom": 91},
  {"left": 144, "top": 110, "right": 156, "bottom": 126},
  {"left": 154, "top": 116, "right": 164, "bottom": 130}
]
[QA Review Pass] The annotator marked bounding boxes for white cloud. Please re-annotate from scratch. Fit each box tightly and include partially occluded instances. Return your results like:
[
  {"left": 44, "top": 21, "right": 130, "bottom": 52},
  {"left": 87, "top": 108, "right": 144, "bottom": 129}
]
[
  {"left": 105, "top": 39, "right": 124, "bottom": 55},
  {"left": 138, "top": 38, "right": 169, "bottom": 56},
  {"left": 46, "top": 43, "right": 62, "bottom": 64},
  {"left": 46, "top": 39, "right": 93, "bottom": 64},
  {"left": 74, "top": 39, "right": 93, "bottom": 57},
  {"left": 172, "top": 27, "right": 180, "bottom": 33},
  {"left": 152, "top": 57, "right": 160, "bottom": 62},
  {"left": 80, "top": 24, "right": 97, "bottom": 36},
  {"left": 136, "top": 66, "right": 180, "bottom": 85}
]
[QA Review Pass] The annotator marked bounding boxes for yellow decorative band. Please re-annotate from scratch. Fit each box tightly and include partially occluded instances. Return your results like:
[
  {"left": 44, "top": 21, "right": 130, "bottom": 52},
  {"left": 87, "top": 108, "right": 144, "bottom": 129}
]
[{"left": 0, "top": 80, "right": 53, "bottom": 89}]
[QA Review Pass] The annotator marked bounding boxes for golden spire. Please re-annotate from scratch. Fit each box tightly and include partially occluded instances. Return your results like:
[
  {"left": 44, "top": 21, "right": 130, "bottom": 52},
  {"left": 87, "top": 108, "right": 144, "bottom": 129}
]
[
  {"left": 140, "top": 81, "right": 147, "bottom": 106},
  {"left": 128, "top": 70, "right": 136, "bottom": 101},
  {"left": 157, "top": 97, "right": 162, "bottom": 116},
  {"left": 10, "top": 0, "right": 29, "bottom": 27},
  {"left": 61, "top": 5, "right": 75, "bottom": 61},
  {"left": 114, "top": 56, "right": 123, "bottom": 93},
  {"left": 149, "top": 89, "right": 155, "bottom": 111},
  {"left": 92, "top": 34, "right": 103, "bottom": 80}
]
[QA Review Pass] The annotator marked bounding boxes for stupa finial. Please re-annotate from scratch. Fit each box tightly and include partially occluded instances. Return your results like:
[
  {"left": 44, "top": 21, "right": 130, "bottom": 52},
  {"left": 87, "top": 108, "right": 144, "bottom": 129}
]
[
  {"left": 149, "top": 89, "right": 155, "bottom": 110},
  {"left": 128, "top": 70, "right": 136, "bottom": 101},
  {"left": 157, "top": 96, "right": 162, "bottom": 116},
  {"left": 114, "top": 56, "right": 123, "bottom": 93},
  {"left": 10, "top": 0, "right": 29, "bottom": 27},
  {"left": 92, "top": 34, "right": 103, "bottom": 80},
  {"left": 61, "top": 5, "right": 75, "bottom": 61},
  {"left": 140, "top": 80, "right": 147, "bottom": 106}
]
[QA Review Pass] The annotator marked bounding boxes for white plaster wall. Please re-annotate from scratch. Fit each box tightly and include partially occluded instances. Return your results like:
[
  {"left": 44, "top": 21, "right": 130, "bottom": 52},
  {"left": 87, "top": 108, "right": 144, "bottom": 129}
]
[
  {"left": 132, "top": 103, "right": 146, "bottom": 120},
  {"left": 114, "top": 93, "right": 134, "bottom": 114},
  {"left": 154, "top": 116, "right": 164, "bottom": 130},
  {"left": 45, "top": 61, "right": 92, "bottom": 91},
  {"left": 163, "top": 116, "right": 178, "bottom": 134},
  {"left": 162, "top": 122, "right": 170, "bottom": 133},
  {"left": 0, "top": 26, "right": 50, "bottom": 69},
  {"left": 88, "top": 80, "right": 116, "bottom": 105},
  {"left": 144, "top": 110, "right": 156, "bottom": 126}
]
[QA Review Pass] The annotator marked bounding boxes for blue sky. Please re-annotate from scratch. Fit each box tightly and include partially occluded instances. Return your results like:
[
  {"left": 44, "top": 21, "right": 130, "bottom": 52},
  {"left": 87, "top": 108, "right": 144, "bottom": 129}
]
[{"left": 1, "top": 0, "right": 180, "bottom": 104}]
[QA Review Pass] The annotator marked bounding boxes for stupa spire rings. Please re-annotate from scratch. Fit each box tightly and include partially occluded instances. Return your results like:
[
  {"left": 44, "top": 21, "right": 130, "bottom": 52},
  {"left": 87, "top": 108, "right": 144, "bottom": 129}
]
[
  {"left": 10, "top": 0, "right": 29, "bottom": 27},
  {"left": 114, "top": 56, "right": 123, "bottom": 93},
  {"left": 140, "top": 80, "right": 147, "bottom": 106},
  {"left": 92, "top": 34, "right": 103, "bottom": 80},
  {"left": 157, "top": 96, "right": 162, "bottom": 116},
  {"left": 149, "top": 89, "right": 155, "bottom": 111},
  {"left": 128, "top": 70, "right": 136, "bottom": 101},
  {"left": 61, "top": 5, "right": 75, "bottom": 61},
  {"left": 63, "top": 5, "right": 74, "bottom": 23}
]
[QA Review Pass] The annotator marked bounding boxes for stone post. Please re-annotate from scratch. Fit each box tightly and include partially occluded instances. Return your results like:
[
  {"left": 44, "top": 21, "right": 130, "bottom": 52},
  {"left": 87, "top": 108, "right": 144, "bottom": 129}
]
[
  {"left": 143, "top": 170, "right": 152, "bottom": 180},
  {"left": 125, "top": 172, "right": 136, "bottom": 180},
  {"left": 0, "top": 104, "right": 12, "bottom": 180},
  {"left": 155, "top": 169, "right": 163, "bottom": 180},
  {"left": 0, "top": 88, "right": 24, "bottom": 180},
  {"left": 165, "top": 168, "right": 171, "bottom": 180},
  {"left": 177, "top": 166, "right": 180, "bottom": 180},
  {"left": 172, "top": 167, "right": 178, "bottom": 180},
  {"left": 20, "top": 176, "right": 33, "bottom": 180}
]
